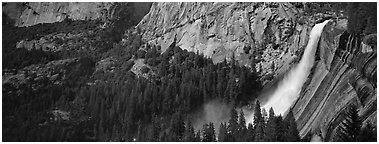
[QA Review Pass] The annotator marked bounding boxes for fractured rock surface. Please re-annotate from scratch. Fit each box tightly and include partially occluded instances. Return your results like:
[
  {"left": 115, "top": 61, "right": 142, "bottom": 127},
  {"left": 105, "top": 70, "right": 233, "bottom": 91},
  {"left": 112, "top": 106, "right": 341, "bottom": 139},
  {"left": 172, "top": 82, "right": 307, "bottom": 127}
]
[
  {"left": 3, "top": 2, "right": 114, "bottom": 27},
  {"left": 292, "top": 20, "right": 377, "bottom": 140},
  {"left": 137, "top": 2, "right": 316, "bottom": 84}
]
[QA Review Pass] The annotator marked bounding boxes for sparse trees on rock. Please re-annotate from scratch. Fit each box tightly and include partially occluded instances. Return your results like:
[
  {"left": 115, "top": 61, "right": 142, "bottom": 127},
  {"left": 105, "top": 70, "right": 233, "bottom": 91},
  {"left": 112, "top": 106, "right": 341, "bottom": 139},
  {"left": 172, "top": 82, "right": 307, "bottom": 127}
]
[{"left": 335, "top": 104, "right": 376, "bottom": 142}]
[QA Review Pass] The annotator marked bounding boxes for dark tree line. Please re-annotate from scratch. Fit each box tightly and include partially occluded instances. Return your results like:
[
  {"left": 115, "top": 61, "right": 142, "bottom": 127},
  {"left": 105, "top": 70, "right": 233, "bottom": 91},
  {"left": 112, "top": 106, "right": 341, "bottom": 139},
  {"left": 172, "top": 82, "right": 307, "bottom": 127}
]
[
  {"left": 197, "top": 100, "right": 301, "bottom": 142},
  {"left": 335, "top": 104, "right": 376, "bottom": 142},
  {"left": 2, "top": 24, "right": 262, "bottom": 141},
  {"left": 346, "top": 2, "right": 377, "bottom": 36},
  {"left": 300, "top": 2, "right": 376, "bottom": 37},
  {"left": 5, "top": 2, "right": 376, "bottom": 142},
  {"left": 73, "top": 40, "right": 263, "bottom": 141}
]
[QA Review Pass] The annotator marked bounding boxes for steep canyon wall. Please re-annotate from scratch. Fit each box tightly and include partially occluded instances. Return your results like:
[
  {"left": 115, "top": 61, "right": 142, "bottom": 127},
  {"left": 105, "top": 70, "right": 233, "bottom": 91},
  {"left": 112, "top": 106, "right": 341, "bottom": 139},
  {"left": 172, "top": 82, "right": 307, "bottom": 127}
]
[
  {"left": 137, "top": 2, "right": 318, "bottom": 84},
  {"left": 138, "top": 2, "right": 376, "bottom": 141},
  {"left": 2, "top": 2, "right": 376, "bottom": 141},
  {"left": 2, "top": 2, "right": 114, "bottom": 27},
  {"left": 292, "top": 20, "right": 377, "bottom": 140}
]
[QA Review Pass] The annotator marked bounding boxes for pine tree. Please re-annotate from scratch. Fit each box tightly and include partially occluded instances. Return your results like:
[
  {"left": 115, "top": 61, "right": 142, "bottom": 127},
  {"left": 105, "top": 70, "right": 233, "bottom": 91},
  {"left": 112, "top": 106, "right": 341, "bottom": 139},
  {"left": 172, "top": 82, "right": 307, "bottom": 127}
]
[
  {"left": 227, "top": 108, "right": 238, "bottom": 141},
  {"left": 218, "top": 122, "right": 228, "bottom": 142},
  {"left": 336, "top": 104, "right": 362, "bottom": 142},
  {"left": 226, "top": 76, "right": 238, "bottom": 105},
  {"left": 264, "top": 107, "right": 277, "bottom": 141},
  {"left": 237, "top": 109, "right": 247, "bottom": 141},
  {"left": 194, "top": 130, "right": 201, "bottom": 142},
  {"left": 253, "top": 100, "right": 265, "bottom": 142},
  {"left": 275, "top": 115, "right": 286, "bottom": 141},
  {"left": 238, "top": 109, "right": 246, "bottom": 129},
  {"left": 202, "top": 122, "right": 216, "bottom": 142},
  {"left": 285, "top": 109, "right": 300, "bottom": 142},
  {"left": 169, "top": 112, "right": 185, "bottom": 141},
  {"left": 183, "top": 120, "right": 195, "bottom": 142},
  {"left": 246, "top": 123, "right": 255, "bottom": 141}
]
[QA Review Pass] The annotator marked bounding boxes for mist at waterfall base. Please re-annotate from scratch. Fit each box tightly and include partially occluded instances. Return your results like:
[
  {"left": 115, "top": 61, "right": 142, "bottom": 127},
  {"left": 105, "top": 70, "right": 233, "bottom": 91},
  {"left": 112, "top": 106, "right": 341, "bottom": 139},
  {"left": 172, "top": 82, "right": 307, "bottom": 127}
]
[
  {"left": 191, "top": 99, "right": 232, "bottom": 134},
  {"left": 259, "top": 20, "right": 330, "bottom": 116},
  {"left": 191, "top": 99, "right": 255, "bottom": 135},
  {"left": 191, "top": 20, "right": 330, "bottom": 134}
]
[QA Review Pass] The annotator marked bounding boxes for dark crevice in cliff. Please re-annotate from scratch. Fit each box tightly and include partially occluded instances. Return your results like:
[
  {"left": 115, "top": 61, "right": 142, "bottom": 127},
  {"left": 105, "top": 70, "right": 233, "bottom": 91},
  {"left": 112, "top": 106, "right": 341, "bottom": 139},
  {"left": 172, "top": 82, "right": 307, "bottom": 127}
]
[
  {"left": 336, "top": 33, "right": 377, "bottom": 88},
  {"left": 337, "top": 31, "right": 349, "bottom": 51}
]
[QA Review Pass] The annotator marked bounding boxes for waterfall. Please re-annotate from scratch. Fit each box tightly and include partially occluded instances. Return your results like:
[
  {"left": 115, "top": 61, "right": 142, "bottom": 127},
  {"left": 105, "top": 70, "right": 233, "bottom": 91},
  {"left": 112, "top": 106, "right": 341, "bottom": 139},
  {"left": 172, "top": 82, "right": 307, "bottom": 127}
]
[{"left": 261, "top": 20, "right": 330, "bottom": 115}]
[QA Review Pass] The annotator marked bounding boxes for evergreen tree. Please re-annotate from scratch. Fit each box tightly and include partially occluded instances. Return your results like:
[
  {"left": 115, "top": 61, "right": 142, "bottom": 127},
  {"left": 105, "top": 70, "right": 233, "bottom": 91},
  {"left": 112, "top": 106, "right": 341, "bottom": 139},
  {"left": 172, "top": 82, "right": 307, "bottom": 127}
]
[
  {"left": 226, "top": 76, "right": 238, "bottom": 105},
  {"left": 336, "top": 104, "right": 362, "bottom": 142},
  {"left": 183, "top": 120, "right": 195, "bottom": 142},
  {"left": 253, "top": 100, "right": 265, "bottom": 142},
  {"left": 246, "top": 123, "right": 255, "bottom": 141},
  {"left": 346, "top": 2, "right": 377, "bottom": 35},
  {"left": 264, "top": 107, "right": 277, "bottom": 141},
  {"left": 284, "top": 109, "right": 300, "bottom": 142},
  {"left": 238, "top": 109, "right": 246, "bottom": 129},
  {"left": 194, "top": 130, "right": 201, "bottom": 142},
  {"left": 227, "top": 108, "right": 238, "bottom": 141},
  {"left": 169, "top": 112, "right": 185, "bottom": 141},
  {"left": 237, "top": 109, "right": 247, "bottom": 141},
  {"left": 202, "top": 122, "right": 216, "bottom": 142},
  {"left": 218, "top": 122, "right": 228, "bottom": 142},
  {"left": 275, "top": 115, "right": 286, "bottom": 141}
]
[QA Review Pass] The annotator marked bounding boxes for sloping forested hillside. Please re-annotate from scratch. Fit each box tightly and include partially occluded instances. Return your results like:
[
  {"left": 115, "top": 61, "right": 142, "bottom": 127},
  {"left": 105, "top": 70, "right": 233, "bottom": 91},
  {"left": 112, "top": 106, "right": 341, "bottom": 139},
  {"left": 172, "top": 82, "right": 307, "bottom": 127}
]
[{"left": 2, "top": 2, "right": 376, "bottom": 142}]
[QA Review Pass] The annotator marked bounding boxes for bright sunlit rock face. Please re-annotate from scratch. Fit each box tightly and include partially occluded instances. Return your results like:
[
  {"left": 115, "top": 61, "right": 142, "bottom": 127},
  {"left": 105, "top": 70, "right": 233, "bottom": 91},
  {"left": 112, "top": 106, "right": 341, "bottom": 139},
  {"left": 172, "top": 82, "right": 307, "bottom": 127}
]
[{"left": 261, "top": 20, "right": 330, "bottom": 115}]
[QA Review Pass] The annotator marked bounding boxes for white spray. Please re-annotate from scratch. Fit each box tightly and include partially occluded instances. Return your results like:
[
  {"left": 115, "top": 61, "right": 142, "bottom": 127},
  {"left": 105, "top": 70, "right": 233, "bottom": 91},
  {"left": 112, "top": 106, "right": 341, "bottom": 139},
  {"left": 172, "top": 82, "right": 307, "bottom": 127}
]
[
  {"left": 261, "top": 20, "right": 331, "bottom": 115},
  {"left": 195, "top": 20, "right": 330, "bottom": 129}
]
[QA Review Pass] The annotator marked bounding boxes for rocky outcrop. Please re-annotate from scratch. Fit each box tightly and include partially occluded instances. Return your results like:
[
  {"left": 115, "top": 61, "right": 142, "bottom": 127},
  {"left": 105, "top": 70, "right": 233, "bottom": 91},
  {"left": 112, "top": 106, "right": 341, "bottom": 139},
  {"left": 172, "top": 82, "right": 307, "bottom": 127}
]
[
  {"left": 2, "top": 2, "right": 114, "bottom": 27},
  {"left": 3, "top": 58, "right": 95, "bottom": 92},
  {"left": 15, "top": 30, "right": 97, "bottom": 52},
  {"left": 3, "top": 2, "right": 376, "bottom": 142},
  {"left": 138, "top": 4, "right": 377, "bottom": 140},
  {"left": 137, "top": 2, "right": 332, "bottom": 84},
  {"left": 292, "top": 19, "right": 377, "bottom": 141}
]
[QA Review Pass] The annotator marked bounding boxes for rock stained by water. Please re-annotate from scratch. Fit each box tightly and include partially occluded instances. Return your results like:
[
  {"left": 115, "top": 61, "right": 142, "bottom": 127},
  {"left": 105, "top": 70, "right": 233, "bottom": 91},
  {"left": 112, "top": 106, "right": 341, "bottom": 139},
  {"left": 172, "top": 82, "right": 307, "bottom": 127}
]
[
  {"left": 137, "top": 2, "right": 319, "bottom": 85},
  {"left": 262, "top": 20, "right": 330, "bottom": 116},
  {"left": 2, "top": 2, "right": 376, "bottom": 142},
  {"left": 137, "top": 3, "right": 376, "bottom": 140},
  {"left": 292, "top": 20, "right": 377, "bottom": 140}
]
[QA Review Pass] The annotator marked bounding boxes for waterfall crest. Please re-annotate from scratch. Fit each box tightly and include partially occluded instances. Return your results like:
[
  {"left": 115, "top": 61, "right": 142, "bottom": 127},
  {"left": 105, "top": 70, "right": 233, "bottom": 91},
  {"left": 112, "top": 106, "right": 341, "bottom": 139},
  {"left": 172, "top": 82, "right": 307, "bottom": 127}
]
[{"left": 261, "top": 20, "right": 330, "bottom": 115}]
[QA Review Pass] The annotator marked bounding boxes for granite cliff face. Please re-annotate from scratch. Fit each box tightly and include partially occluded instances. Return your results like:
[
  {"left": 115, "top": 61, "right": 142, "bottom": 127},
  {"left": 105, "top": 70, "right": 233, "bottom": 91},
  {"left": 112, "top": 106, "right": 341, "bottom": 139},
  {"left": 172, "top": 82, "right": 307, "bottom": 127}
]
[
  {"left": 2, "top": 2, "right": 376, "bottom": 141},
  {"left": 2, "top": 2, "right": 114, "bottom": 27},
  {"left": 137, "top": 2, "right": 376, "bottom": 141},
  {"left": 137, "top": 2, "right": 322, "bottom": 84},
  {"left": 292, "top": 21, "right": 377, "bottom": 140}
]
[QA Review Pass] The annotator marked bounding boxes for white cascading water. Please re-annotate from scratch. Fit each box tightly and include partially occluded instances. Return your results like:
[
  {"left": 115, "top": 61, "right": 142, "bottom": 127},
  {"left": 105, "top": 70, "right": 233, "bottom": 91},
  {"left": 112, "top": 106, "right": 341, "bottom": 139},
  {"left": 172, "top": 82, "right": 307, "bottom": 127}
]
[{"left": 261, "top": 20, "right": 331, "bottom": 115}]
